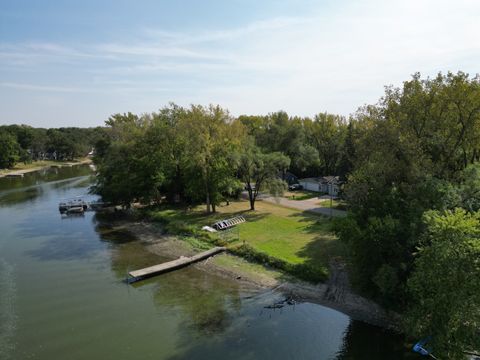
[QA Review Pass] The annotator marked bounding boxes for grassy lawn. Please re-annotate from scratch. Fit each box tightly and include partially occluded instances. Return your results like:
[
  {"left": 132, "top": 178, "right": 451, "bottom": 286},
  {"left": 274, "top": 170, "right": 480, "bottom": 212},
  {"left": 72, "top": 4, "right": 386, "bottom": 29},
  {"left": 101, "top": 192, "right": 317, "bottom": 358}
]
[
  {"left": 285, "top": 190, "right": 322, "bottom": 201},
  {"left": 145, "top": 200, "right": 345, "bottom": 280},
  {"left": 316, "top": 198, "right": 348, "bottom": 210}
]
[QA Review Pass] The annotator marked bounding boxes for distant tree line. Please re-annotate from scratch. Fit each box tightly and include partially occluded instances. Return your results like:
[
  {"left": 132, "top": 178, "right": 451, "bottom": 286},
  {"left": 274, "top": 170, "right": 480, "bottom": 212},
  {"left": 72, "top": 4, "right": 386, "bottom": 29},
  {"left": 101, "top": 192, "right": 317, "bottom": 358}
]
[{"left": 0, "top": 125, "right": 108, "bottom": 168}]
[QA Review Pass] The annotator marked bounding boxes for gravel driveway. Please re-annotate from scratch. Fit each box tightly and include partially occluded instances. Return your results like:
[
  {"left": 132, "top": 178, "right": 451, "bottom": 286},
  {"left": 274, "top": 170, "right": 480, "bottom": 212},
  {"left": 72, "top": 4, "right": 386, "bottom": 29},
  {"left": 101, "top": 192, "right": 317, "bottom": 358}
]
[{"left": 259, "top": 194, "right": 347, "bottom": 217}]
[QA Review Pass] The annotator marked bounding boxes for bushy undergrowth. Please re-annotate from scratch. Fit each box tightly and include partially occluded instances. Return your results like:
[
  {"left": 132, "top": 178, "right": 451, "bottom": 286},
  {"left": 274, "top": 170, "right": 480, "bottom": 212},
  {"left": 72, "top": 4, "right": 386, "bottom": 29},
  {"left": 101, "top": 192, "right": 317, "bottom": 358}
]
[{"left": 229, "top": 243, "right": 328, "bottom": 283}]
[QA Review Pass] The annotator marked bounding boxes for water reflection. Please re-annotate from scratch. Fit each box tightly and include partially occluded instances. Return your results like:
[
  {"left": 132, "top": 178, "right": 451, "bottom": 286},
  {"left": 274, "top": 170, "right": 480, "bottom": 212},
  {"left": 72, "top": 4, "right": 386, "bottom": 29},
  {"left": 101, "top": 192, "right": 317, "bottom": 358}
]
[
  {"left": 0, "top": 186, "right": 43, "bottom": 206},
  {"left": 94, "top": 222, "right": 138, "bottom": 245},
  {"left": 0, "top": 166, "right": 91, "bottom": 191},
  {"left": 0, "top": 164, "right": 416, "bottom": 360},
  {"left": 153, "top": 271, "right": 239, "bottom": 335},
  {"left": 0, "top": 165, "right": 93, "bottom": 207},
  {"left": 335, "top": 321, "right": 416, "bottom": 359},
  {"left": 25, "top": 228, "right": 101, "bottom": 261}
]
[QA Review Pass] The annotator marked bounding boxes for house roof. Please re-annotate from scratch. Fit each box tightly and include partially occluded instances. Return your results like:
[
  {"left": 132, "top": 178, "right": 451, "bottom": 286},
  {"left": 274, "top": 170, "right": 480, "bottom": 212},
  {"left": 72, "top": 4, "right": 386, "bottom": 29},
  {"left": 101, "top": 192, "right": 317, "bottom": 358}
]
[
  {"left": 299, "top": 176, "right": 343, "bottom": 184},
  {"left": 320, "top": 176, "right": 340, "bottom": 184},
  {"left": 298, "top": 177, "right": 322, "bottom": 184}
]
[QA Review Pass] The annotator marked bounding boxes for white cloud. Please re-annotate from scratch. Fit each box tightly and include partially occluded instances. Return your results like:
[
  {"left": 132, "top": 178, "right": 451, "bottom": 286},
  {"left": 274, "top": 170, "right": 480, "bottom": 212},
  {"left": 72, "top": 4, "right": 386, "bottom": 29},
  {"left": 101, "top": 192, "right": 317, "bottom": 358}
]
[{"left": 1, "top": 0, "right": 480, "bottom": 126}]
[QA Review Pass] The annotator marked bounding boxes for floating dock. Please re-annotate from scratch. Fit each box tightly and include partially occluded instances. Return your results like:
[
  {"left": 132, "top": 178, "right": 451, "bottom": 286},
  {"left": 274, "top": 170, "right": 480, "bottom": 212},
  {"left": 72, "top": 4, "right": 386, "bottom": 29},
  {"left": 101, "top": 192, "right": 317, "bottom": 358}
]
[{"left": 128, "top": 246, "right": 226, "bottom": 283}]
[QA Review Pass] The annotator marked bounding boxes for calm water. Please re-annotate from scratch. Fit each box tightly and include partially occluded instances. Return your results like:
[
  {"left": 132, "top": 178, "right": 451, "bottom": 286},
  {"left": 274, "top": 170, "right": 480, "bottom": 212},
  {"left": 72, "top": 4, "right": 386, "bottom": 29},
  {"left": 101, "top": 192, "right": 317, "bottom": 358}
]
[{"left": 0, "top": 166, "right": 417, "bottom": 359}]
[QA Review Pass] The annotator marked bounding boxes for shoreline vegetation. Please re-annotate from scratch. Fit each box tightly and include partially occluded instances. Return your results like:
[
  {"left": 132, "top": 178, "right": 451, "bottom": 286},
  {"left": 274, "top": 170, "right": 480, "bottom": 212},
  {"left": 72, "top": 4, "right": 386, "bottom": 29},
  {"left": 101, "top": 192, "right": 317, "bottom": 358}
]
[
  {"left": 0, "top": 158, "right": 92, "bottom": 178},
  {"left": 113, "top": 212, "right": 396, "bottom": 329},
  {"left": 106, "top": 199, "right": 397, "bottom": 329}
]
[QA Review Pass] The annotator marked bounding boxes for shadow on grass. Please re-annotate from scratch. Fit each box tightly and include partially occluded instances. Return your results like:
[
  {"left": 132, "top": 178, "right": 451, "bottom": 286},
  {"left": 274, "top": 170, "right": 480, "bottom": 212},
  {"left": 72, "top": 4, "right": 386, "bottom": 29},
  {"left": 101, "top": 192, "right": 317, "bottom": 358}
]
[
  {"left": 146, "top": 204, "right": 270, "bottom": 228},
  {"left": 287, "top": 210, "right": 346, "bottom": 269}
]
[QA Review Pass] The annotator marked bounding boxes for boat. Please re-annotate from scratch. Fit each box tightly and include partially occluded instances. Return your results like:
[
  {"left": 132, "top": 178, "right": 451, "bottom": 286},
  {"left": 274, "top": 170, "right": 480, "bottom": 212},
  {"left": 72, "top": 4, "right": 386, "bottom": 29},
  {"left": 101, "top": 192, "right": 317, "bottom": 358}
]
[
  {"left": 66, "top": 206, "right": 84, "bottom": 214},
  {"left": 58, "top": 198, "right": 88, "bottom": 213}
]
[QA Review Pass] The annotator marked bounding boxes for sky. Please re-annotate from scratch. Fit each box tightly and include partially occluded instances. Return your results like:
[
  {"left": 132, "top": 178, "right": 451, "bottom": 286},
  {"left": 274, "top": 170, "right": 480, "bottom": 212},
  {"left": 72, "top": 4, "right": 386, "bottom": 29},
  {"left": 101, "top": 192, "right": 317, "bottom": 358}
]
[{"left": 1, "top": 0, "right": 479, "bottom": 127}]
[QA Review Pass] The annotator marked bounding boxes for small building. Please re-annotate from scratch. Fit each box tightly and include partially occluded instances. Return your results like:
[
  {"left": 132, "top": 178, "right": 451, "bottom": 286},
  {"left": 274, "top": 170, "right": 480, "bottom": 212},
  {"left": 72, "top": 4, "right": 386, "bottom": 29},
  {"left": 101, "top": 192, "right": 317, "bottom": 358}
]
[
  {"left": 279, "top": 171, "right": 298, "bottom": 185},
  {"left": 298, "top": 176, "right": 343, "bottom": 197},
  {"left": 298, "top": 177, "right": 322, "bottom": 192}
]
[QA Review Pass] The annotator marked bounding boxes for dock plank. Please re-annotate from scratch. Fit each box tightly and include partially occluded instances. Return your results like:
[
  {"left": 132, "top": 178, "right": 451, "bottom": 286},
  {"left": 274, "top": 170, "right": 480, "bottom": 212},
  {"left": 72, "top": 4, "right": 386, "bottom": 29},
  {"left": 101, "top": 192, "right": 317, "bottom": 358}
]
[{"left": 128, "top": 247, "right": 226, "bottom": 281}]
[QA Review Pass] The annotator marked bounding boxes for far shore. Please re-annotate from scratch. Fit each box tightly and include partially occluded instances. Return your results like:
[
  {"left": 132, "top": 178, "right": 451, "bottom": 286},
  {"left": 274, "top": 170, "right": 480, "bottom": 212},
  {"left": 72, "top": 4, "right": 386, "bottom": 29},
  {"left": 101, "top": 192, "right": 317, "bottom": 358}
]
[
  {"left": 111, "top": 218, "right": 398, "bottom": 330},
  {"left": 0, "top": 158, "right": 92, "bottom": 178}
]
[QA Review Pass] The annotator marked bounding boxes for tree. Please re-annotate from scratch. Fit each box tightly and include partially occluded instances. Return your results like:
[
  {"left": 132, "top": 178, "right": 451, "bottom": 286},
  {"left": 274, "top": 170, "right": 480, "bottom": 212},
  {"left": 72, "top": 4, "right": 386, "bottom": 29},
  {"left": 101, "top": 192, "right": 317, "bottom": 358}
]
[
  {"left": 182, "top": 105, "right": 244, "bottom": 213},
  {"left": 457, "top": 163, "right": 480, "bottom": 212},
  {"left": 336, "top": 72, "right": 480, "bottom": 307},
  {"left": 0, "top": 132, "right": 20, "bottom": 168},
  {"left": 93, "top": 112, "right": 164, "bottom": 206},
  {"left": 406, "top": 209, "right": 480, "bottom": 359},
  {"left": 237, "top": 112, "right": 321, "bottom": 177},
  {"left": 304, "top": 112, "right": 347, "bottom": 176},
  {"left": 46, "top": 129, "right": 79, "bottom": 160},
  {"left": 238, "top": 143, "right": 290, "bottom": 210}
]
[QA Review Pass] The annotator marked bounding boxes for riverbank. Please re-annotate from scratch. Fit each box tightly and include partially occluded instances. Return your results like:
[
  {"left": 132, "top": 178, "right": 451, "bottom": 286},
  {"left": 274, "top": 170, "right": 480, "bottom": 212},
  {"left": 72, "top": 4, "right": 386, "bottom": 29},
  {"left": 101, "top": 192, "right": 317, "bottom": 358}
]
[
  {"left": 115, "top": 219, "right": 398, "bottom": 330},
  {"left": 0, "top": 158, "right": 92, "bottom": 178}
]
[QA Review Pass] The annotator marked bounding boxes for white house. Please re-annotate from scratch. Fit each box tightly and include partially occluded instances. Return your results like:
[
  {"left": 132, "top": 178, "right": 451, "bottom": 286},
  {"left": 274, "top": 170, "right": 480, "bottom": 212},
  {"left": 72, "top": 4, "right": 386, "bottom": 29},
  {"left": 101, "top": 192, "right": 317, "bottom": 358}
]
[
  {"left": 298, "top": 178, "right": 322, "bottom": 192},
  {"left": 298, "top": 176, "right": 342, "bottom": 197}
]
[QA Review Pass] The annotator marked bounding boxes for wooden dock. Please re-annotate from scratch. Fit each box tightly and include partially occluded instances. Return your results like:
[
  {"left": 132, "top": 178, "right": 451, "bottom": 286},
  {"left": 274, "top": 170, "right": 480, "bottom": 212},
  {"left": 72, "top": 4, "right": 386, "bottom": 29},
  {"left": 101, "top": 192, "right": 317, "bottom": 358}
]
[{"left": 128, "top": 247, "right": 226, "bottom": 283}]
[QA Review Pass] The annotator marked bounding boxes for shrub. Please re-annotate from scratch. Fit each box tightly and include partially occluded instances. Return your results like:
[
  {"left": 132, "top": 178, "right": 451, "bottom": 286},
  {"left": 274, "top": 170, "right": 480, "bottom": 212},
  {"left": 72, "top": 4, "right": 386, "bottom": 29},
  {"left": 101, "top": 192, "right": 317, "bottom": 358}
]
[{"left": 229, "top": 243, "right": 328, "bottom": 283}]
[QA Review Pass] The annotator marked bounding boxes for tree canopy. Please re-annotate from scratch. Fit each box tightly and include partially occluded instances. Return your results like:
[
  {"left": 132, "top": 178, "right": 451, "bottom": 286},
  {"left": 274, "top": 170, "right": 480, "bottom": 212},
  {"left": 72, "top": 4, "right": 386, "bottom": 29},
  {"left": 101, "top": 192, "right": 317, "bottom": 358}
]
[
  {"left": 406, "top": 209, "right": 480, "bottom": 359},
  {"left": 0, "top": 124, "right": 106, "bottom": 168},
  {"left": 333, "top": 71, "right": 480, "bottom": 354}
]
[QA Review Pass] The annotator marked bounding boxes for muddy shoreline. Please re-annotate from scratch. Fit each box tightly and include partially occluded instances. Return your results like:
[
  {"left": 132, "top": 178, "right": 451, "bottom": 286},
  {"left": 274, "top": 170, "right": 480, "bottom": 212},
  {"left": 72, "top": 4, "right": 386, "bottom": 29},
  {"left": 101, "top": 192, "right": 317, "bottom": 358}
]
[{"left": 114, "top": 219, "right": 398, "bottom": 330}]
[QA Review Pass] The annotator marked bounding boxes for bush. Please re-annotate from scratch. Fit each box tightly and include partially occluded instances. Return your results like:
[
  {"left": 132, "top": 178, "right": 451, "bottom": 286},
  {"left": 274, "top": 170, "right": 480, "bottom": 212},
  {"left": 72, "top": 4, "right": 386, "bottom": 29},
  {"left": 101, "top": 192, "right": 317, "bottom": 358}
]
[{"left": 229, "top": 243, "right": 328, "bottom": 283}]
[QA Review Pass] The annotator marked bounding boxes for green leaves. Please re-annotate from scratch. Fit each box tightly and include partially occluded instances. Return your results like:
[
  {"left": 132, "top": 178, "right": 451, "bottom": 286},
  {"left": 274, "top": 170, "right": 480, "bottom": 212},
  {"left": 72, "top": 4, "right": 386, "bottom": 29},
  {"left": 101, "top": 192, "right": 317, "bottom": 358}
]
[
  {"left": 94, "top": 104, "right": 247, "bottom": 211},
  {"left": 237, "top": 143, "right": 290, "bottom": 210},
  {"left": 406, "top": 209, "right": 480, "bottom": 359},
  {"left": 0, "top": 132, "right": 20, "bottom": 168}
]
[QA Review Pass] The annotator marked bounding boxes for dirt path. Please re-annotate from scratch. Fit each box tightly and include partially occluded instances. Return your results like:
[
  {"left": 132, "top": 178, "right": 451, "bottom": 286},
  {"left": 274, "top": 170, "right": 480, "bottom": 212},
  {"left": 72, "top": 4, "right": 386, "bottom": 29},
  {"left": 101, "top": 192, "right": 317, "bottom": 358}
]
[{"left": 258, "top": 194, "right": 347, "bottom": 217}]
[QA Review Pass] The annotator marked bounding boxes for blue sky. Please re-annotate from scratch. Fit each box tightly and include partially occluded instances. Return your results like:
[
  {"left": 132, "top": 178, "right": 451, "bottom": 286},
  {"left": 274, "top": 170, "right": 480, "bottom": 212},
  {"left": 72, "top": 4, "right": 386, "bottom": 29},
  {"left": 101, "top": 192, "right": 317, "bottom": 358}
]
[{"left": 1, "top": 0, "right": 479, "bottom": 127}]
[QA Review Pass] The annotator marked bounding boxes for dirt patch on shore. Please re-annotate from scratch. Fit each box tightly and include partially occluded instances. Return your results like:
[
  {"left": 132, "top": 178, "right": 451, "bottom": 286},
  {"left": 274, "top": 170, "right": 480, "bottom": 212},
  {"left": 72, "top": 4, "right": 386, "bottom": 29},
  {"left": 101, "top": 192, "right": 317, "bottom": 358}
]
[
  {"left": 111, "top": 219, "right": 397, "bottom": 329},
  {"left": 277, "top": 259, "right": 397, "bottom": 329}
]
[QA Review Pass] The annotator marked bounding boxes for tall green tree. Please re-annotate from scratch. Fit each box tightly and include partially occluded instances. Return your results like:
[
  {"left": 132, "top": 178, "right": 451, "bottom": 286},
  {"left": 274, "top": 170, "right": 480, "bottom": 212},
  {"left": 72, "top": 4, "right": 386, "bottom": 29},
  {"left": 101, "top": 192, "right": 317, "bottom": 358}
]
[
  {"left": 406, "top": 209, "right": 480, "bottom": 359},
  {"left": 0, "top": 132, "right": 20, "bottom": 168},
  {"left": 304, "top": 113, "right": 347, "bottom": 176},
  {"left": 182, "top": 105, "right": 244, "bottom": 213},
  {"left": 337, "top": 72, "right": 480, "bottom": 307},
  {"left": 238, "top": 142, "right": 290, "bottom": 210}
]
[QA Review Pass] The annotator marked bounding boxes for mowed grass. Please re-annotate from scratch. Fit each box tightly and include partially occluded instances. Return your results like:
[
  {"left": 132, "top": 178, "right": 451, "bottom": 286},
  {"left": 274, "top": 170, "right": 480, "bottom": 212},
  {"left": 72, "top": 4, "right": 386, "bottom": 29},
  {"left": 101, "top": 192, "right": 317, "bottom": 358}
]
[
  {"left": 146, "top": 199, "right": 344, "bottom": 270},
  {"left": 316, "top": 198, "right": 348, "bottom": 210},
  {"left": 284, "top": 190, "right": 320, "bottom": 201}
]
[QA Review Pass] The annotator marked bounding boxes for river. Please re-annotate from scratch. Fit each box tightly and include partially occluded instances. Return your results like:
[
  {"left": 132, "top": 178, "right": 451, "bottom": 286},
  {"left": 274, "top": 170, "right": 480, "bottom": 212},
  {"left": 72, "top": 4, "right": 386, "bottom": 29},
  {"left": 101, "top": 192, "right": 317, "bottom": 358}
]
[{"left": 0, "top": 165, "right": 417, "bottom": 359}]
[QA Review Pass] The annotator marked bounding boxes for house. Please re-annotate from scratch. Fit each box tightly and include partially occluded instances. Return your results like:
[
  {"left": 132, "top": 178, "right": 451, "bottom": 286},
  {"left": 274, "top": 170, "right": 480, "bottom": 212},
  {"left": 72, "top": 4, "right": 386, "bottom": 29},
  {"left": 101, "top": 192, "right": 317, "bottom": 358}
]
[
  {"left": 298, "top": 176, "right": 343, "bottom": 197},
  {"left": 279, "top": 171, "right": 298, "bottom": 185}
]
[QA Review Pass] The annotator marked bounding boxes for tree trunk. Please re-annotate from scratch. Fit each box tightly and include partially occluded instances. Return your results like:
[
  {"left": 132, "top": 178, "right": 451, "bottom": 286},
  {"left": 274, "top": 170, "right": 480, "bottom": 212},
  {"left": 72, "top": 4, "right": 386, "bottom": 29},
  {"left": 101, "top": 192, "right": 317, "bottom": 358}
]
[
  {"left": 249, "top": 192, "right": 255, "bottom": 210},
  {"left": 212, "top": 203, "right": 216, "bottom": 213},
  {"left": 206, "top": 191, "right": 211, "bottom": 213}
]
